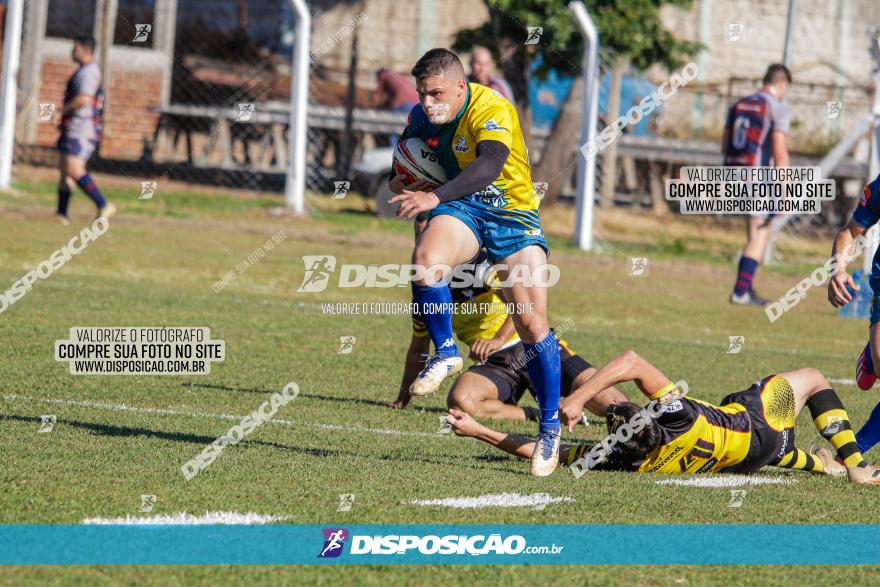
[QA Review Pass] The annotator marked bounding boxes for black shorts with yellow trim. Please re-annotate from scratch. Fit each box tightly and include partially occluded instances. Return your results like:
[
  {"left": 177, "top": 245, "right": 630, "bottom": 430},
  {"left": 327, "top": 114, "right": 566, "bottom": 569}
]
[
  {"left": 467, "top": 335, "right": 590, "bottom": 405},
  {"left": 721, "top": 374, "right": 797, "bottom": 473}
]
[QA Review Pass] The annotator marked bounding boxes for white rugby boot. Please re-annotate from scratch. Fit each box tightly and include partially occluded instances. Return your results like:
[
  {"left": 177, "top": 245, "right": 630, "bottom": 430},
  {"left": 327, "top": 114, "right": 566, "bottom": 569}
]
[
  {"left": 530, "top": 424, "right": 561, "bottom": 477},
  {"left": 409, "top": 354, "right": 463, "bottom": 396}
]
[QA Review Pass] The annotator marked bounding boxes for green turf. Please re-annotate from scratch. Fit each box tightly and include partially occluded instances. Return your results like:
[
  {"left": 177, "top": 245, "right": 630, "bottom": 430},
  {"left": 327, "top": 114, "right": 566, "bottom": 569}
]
[{"left": 1, "top": 182, "right": 878, "bottom": 584}]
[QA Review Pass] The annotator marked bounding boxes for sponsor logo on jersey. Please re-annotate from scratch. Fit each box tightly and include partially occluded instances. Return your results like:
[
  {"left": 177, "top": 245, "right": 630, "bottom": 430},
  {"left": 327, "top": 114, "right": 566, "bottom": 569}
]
[
  {"left": 664, "top": 401, "right": 683, "bottom": 413},
  {"left": 483, "top": 119, "right": 501, "bottom": 131},
  {"left": 454, "top": 135, "right": 470, "bottom": 153},
  {"left": 426, "top": 136, "right": 439, "bottom": 148}
]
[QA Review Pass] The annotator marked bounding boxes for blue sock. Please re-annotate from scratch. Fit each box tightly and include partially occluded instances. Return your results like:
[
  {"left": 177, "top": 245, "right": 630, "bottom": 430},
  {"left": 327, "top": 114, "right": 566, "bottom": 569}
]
[
  {"left": 523, "top": 331, "right": 561, "bottom": 430},
  {"left": 412, "top": 283, "right": 458, "bottom": 358},
  {"left": 57, "top": 185, "right": 71, "bottom": 216},
  {"left": 734, "top": 256, "right": 760, "bottom": 295},
  {"left": 76, "top": 174, "right": 107, "bottom": 209},
  {"left": 856, "top": 401, "right": 880, "bottom": 454}
]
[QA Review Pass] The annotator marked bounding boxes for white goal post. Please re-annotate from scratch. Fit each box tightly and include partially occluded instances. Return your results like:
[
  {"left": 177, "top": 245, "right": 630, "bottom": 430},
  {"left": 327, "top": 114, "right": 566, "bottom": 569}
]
[
  {"left": 285, "top": 0, "right": 310, "bottom": 215},
  {"left": 569, "top": 1, "right": 599, "bottom": 251},
  {"left": 0, "top": 0, "right": 25, "bottom": 189}
]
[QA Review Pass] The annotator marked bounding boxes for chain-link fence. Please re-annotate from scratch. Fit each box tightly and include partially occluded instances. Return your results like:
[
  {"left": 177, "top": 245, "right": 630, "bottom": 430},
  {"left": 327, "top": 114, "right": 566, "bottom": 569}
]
[
  {"left": 6, "top": 0, "right": 300, "bottom": 191},
  {"left": 2, "top": 0, "right": 876, "bottom": 232}
]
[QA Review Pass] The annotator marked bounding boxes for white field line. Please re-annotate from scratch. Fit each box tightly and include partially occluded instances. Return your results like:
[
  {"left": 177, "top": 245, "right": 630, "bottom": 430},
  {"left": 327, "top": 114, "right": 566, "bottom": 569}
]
[
  {"left": 405, "top": 493, "right": 575, "bottom": 509},
  {"left": 1, "top": 394, "right": 444, "bottom": 439},
  {"left": 82, "top": 511, "right": 287, "bottom": 525},
  {"left": 829, "top": 378, "right": 856, "bottom": 386},
  {"left": 655, "top": 475, "right": 798, "bottom": 488}
]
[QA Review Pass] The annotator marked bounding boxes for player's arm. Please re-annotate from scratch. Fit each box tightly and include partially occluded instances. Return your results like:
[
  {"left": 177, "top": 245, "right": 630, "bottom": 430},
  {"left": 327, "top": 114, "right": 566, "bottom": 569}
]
[
  {"left": 558, "top": 350, "right": 671, "bottom": 431},
  {"left": 63, "top": 70, "right": 101, "bottom": 117},
  {"left": 387, "top": 110, "right": 435, "bottom": 194},
  {"left": 388, "top": 333, "right": 430, "bottom": 409},
  {"left": 432, "top": 140, "right": 509, "bottom": 202},
  {"left": 61, "top": 94, "right": 91, "bottom": 117},
  {"left": 447, "top": 408, "right": 577, "bottom": 463},
  {"left": 470, "top": 313, "right": 515, "bottom": 363},
  {"left": 828, "top": 177, "right": 880, "bottom": 307},
  {"left": 390, "top": 141, "right": 509, "bottom": 219},
  {"left": 828, "top": 218, "right": 869, "bottom": 307},
  {"left": 771, "top": 130, "right": 790, "bottom": 167},
  {"left": 391, "top": 102, "right": 514, "bottom": 219}
]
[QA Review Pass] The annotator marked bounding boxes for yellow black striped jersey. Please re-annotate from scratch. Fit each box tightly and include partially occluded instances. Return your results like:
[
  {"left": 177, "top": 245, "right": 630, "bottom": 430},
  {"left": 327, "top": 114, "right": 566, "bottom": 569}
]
[{"left": 569, "top": 391, "right": 753, "bottom": 474}]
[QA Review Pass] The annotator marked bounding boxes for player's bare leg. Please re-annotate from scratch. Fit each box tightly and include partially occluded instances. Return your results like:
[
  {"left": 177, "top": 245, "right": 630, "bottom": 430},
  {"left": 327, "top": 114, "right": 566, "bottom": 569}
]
[
  {"left": 408, "top": 215, "right": 480, "bottom": 396},
  {"left": 731, "top": 216, "right": 773, "bottom": 306},
  {"left": 61, "top": 153, "right": 115, "bottom": 219},
  {"left": 498, "top": 244, "right": 560, "bottom": 476},
  {"left": 447, "top": 372, "right": 531, "bottom": 420},
  {"left": 55, "top": 161, "right": 75, "bottom": 225},
  {"left": 779, "top": 368, "right": 880, "bottom": 484}
]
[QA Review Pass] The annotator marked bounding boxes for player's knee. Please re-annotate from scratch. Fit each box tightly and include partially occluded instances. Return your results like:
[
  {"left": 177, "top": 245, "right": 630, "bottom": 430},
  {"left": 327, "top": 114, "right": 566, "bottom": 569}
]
[
  {"left": 515, "top": 314, "right": 549, "bottom": 343},
  {"left": 806, "top": 367, "right": 830, "bottom": 391},
  {"left": 412, "top": 247, "right": 449, "bottom": 284},
  {"left": 794, "top": 367, "right": 829, "bottom": 396},
  {"left": 447, "top": 387, "right": 481, "bottom": 415}
]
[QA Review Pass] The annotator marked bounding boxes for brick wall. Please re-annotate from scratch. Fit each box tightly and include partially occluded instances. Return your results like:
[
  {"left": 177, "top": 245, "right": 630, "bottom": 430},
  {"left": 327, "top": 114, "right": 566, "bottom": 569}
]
[{"left": 34, "top": 57, "right": 163, "bottom": 160}]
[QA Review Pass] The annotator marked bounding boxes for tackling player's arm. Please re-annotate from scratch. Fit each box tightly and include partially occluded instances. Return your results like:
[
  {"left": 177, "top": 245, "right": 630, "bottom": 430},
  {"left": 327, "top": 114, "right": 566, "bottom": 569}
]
[
  {"left": 469, "top": 313, "right": 514, "bottom": 363},
  {"left": 447, "top": 408, "right": 579, "bottom": 462},
  {"left": 388, "top": 332, "right": 431, "bottom": 409},
  {"left": 558, "top": 350, "right": 671, "bottom": 432}
]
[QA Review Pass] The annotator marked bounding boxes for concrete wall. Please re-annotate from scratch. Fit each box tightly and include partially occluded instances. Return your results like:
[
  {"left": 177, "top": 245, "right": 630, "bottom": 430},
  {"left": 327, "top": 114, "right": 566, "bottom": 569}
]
[{"left": 654, "top": 0, "right": 878, "bottom": 145}]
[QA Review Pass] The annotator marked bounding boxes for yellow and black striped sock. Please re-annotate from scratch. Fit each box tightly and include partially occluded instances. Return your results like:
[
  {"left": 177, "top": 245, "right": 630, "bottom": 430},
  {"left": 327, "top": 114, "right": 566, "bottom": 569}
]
[
  {"left": 807, "top": 388, "right": 867, "bottom": 468},
  {"left": 772, "top": 448, "right": 825, "bottom": 474}
]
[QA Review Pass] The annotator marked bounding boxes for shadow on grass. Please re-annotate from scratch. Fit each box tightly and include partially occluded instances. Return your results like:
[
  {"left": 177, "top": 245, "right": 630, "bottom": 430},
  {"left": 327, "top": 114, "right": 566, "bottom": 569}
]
[
  {"left": 2, "top": 413, "right": 522, "bottom": 474},
  {"left": 183, "top": 382, "right": 448, "bottom": 414}
]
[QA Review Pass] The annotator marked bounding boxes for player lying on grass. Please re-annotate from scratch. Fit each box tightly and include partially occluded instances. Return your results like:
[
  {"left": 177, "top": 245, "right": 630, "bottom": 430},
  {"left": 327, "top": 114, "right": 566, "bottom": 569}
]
[
  {"left": 387, "top": 215, "right": 626, "bottom": 420},
  {"left": 828, "top": 172, "right": 880, "bottom": 458},
  {"left": 448, "top": 350, "right": 880, "bottom": 484},
  {"left": 388, "top": 48, "right": 563, "bottom": 476}
]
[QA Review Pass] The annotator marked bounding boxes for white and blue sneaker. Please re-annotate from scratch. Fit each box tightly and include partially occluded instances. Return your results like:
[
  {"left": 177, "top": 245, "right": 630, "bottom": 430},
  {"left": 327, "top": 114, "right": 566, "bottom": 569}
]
[
  {"left": 409, "top": 354, "right": 463, "bottom": 396},
  {"left": 530, "top": 424, "right": 561, "bottom": 477}
]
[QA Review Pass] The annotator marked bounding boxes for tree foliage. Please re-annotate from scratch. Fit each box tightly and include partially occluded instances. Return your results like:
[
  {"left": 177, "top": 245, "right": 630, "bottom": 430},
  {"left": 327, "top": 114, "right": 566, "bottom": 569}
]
[{"left": 452, "top": 0, "right": 700, "bottom": 78}]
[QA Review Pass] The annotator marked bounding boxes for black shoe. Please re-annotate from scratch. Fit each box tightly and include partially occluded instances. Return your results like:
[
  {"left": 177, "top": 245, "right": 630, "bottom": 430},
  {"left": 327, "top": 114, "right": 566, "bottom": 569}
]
[{"left": 729, "top": 290, "right": 769, "bottom": 307}]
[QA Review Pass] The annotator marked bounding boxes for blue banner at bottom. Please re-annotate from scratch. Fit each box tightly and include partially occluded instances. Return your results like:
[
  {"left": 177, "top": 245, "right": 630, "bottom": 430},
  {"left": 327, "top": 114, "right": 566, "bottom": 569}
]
[{"left": 1, "top": 524, "right": 878, "bottom": 565}]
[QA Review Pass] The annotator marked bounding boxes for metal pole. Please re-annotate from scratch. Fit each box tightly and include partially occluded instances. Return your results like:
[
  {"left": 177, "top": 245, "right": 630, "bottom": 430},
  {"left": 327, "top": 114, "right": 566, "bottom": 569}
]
[
  {"left": 0, "top": 0, "right": 25, "bottom": 189},
  {"left": 764, "top": 0, "right": 797, "bottom": 263},
  {"left": 781, "top": 0, "right": 797, "bottom": 66},
  {"left": 285, "top": 0, "right": 310, "bottom": 214},
  {"left": 569, "top": 1, "right": 599, "bottom": 251}
]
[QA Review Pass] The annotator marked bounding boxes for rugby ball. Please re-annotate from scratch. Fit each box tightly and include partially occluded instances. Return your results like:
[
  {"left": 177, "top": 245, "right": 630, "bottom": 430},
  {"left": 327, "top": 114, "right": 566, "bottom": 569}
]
[{"left": 393, "top": 138, "right": 448, "bottom": 188}]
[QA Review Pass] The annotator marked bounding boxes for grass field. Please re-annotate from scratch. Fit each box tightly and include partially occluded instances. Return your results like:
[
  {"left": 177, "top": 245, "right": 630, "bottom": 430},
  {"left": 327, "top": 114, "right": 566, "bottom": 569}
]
[{"left": 1, "top": 173, "right": 879, "bottom": 585}]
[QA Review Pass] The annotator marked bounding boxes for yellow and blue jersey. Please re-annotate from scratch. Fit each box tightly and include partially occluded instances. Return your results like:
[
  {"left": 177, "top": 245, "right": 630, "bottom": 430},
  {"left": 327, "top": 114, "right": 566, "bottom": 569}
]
[{"left": 401, "top": 83, "right": 538, "bottom": 214}]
